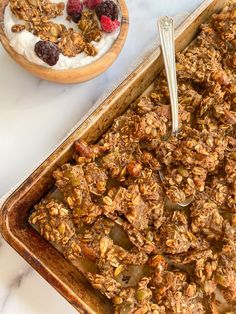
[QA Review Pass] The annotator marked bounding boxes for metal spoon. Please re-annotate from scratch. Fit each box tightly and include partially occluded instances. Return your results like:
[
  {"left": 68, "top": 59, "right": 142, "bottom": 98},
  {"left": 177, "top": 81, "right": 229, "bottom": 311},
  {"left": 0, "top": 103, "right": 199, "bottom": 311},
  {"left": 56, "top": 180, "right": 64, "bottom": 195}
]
[{"left": 158, "top": 16, "right": 193, "bottom": 207}]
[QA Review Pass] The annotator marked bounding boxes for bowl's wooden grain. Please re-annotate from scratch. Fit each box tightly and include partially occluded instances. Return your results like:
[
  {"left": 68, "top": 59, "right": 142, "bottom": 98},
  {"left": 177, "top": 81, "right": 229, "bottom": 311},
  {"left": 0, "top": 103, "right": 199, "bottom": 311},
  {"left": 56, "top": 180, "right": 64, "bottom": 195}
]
[{"left": 0, "top": 0, "right": 129, "bottom": 84}]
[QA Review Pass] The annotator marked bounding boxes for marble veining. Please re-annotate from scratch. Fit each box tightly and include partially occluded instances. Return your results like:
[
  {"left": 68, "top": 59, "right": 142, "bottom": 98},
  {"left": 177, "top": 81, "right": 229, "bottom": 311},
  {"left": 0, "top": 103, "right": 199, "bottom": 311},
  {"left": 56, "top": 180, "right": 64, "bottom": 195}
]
[
  {"left": 0, "top": 268, "right": 32, "bottom": 314},
  {"left": 0, "top": 0, "right": 204, "bottom": 313}
]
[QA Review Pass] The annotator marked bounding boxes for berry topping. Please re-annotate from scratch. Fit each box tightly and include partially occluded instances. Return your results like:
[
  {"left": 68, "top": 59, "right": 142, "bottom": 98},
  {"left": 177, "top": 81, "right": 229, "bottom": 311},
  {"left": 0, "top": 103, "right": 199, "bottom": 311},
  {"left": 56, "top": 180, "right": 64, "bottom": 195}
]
[
  {"left": 95, "top": 0, "right": 118, "bottom": 21},
  {"left": 67, "top": 0, "right": 83, "bottom": 22},
  {"left": 83, "top": 0, "right": 102, "bottom": 10},
  {"left": 34, "top": 40, "right": 60, "bottom": 66},
  {"left": 70, "top": 12, "right": 82, "bottom": 23},
  {"left": 100, "top": 15, "right": 120, "bottom": 33}
]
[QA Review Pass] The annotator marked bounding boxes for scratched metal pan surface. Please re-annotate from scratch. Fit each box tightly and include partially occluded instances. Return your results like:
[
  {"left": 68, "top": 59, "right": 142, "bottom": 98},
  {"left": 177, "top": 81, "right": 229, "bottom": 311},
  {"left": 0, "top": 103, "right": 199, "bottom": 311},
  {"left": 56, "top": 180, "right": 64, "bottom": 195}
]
[{"left": 0, "top": 1, "right": 228, "bottom": 313}]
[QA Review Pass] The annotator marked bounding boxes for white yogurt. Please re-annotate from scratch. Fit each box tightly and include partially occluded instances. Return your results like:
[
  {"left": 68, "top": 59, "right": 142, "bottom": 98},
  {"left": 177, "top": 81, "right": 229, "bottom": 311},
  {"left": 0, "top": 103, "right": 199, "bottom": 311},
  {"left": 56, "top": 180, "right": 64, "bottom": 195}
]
[{"left": 4, "top": 0, "right": 120, "bottom": 69}]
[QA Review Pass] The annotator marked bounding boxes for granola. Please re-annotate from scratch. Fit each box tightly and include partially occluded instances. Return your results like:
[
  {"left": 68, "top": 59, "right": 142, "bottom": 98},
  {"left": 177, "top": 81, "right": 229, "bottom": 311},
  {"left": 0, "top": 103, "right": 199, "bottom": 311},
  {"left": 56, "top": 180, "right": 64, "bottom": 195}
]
[
  {"left": 58, "top": 29, "right": 86, "bottom": 57},
  {"left": 32, "top": 21, "right": 66, "bottom": 43},
  {"left": 78, "top": 10, "right": 102, "bottom": 43},
  {"left": 29, "top": 2, "right": 236, "bottom": 313},
  {"left": 7, "top": 0, "right": 121, "bottom": 66},
  {"left": 29, "top": 199, "right": 75, "bottom": 246},
  {"left": 10, "top": 0, "right": 65, "bottom": 23}
]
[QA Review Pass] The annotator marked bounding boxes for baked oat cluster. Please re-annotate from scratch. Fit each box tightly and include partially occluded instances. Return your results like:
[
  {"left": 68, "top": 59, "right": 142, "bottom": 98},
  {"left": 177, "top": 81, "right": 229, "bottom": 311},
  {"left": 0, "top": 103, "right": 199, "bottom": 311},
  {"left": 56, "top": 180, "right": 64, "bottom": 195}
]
[
  {"left": 29, "top": 3, "right": 236, "bottom": 313},
  {"left": 9, "top": 0, "right": 120, "bottom": 65}
]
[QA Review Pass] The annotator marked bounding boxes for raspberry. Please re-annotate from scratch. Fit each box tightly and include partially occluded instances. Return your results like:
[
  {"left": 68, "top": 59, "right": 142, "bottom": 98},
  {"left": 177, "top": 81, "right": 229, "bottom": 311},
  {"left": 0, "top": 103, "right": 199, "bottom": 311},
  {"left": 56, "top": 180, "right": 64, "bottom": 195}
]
[
  {"left": 34, "top": 41, "right": 60, "bottom": 66},
  {"left": 100, "top": 15, "right": 120, "bottom": 33},
  {"left": 83, "top": 0, "right": 102, "bottom": 10},
  {"left": 67, "top": 0, "right": 83, "bottom": 22},
  {"left": 95, "top": 0, "right": 118, "bottom": 21}
]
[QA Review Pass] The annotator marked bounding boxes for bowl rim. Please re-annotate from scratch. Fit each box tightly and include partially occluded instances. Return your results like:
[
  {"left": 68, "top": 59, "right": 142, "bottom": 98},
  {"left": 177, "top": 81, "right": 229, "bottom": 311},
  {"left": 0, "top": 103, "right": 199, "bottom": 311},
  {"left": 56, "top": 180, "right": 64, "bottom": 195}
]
[{"left": 0, "top": 0, "right": 129, "bottom": 83}]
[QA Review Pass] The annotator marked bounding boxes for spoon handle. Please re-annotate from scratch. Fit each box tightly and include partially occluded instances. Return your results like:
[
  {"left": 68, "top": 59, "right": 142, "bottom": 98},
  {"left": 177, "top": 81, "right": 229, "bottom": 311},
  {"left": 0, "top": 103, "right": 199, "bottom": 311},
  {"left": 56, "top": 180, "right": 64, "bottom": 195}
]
[{"left": 158, "top": 17, "right": 179, "bottom": 135}]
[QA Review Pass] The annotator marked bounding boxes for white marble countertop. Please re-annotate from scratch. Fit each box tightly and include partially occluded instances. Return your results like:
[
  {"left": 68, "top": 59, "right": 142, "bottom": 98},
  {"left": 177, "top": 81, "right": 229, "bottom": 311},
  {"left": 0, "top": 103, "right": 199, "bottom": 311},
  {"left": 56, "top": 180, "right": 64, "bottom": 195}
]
[{"left": 0, "top": 0, "right": 204, "bottom": 313}]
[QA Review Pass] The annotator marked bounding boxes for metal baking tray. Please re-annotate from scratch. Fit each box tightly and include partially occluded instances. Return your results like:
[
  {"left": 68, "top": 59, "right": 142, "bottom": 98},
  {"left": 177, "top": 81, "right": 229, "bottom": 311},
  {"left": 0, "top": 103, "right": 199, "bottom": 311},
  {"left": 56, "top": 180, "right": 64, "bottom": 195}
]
[{"left": 0, "top": 0, "right": 228, "bottom": 313}]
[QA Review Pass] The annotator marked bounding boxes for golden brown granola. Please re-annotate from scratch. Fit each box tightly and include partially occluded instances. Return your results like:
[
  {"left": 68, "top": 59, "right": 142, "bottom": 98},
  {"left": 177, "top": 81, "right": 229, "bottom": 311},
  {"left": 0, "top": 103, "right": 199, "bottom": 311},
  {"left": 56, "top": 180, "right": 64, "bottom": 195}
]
[
  {"left": 84, "top": 43, "right": 97, "bottom": 56},
  {"left": 58, "top": 29, "right": 86, "bottom": 57},
  {"left": 32, "top": 21, "right": 66, "bottom": 43},
  {"left": 9, "top": 0, "right": 102, "bottom": 58},
  {"left": 78, "top": 10, "right": 102, "bottom": 43},
  {"left": 10, "top": 0, "right": 64, "bottom": 23},
  {"left": 156, "top": 126, "right": 228, "bottom": 203},
  {"left": 29, "top": 2, "right": 236, "bottom": 313},
  {"left": 29, "top": 199, "right": 75, "bottom": 246}
]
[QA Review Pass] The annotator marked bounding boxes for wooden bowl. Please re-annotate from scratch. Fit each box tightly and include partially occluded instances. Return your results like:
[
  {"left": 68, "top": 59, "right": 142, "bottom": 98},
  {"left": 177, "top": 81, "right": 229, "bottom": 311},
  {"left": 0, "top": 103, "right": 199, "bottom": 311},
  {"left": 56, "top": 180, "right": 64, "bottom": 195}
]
[{"left": 0, "top": 0, "right": 129, "bottom": 84}]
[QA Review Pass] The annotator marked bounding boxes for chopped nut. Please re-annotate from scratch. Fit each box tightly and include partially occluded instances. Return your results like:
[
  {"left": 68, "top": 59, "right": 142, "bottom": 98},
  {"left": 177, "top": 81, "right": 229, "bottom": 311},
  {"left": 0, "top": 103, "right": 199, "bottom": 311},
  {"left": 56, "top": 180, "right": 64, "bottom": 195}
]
[{"left": 127, "top": 161, "right": 143, "bottom": 177}]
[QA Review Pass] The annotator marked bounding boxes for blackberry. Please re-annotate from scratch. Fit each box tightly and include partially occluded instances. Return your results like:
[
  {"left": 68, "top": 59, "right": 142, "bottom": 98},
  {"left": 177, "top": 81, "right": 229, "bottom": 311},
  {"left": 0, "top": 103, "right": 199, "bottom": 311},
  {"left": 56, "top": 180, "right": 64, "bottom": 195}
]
[
  {"left": 95, "top": 0, "right": 118, "bottom": 21},
  {"left": 34, "top": 41, "right": 60, "bottom": 66},
  {"left": 70, "top": 12, "right": 82, "bottom": 23}
]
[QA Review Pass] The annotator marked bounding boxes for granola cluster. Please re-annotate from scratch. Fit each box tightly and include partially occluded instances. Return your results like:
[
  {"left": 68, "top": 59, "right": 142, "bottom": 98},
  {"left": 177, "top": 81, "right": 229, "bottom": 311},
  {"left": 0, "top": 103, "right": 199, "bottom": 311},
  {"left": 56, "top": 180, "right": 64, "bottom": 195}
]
[
  {"left": 30, "top": 3, "right": 236, "bottom": 313},
  {"left": 10, "top": 0, "right": 65, "bottom": 22}
]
